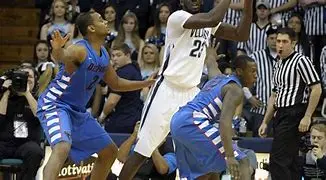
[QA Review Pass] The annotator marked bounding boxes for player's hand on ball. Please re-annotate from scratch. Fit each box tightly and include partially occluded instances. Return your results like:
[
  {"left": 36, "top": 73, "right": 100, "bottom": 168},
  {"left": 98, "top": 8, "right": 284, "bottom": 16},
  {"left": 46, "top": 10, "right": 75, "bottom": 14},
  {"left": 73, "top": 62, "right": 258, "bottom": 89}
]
[
  {"left": 50, "top": 30, "right": 70, "bottom": 49},
  {"left": 226, "top": 157, "right": 240, "bottom": 180}
]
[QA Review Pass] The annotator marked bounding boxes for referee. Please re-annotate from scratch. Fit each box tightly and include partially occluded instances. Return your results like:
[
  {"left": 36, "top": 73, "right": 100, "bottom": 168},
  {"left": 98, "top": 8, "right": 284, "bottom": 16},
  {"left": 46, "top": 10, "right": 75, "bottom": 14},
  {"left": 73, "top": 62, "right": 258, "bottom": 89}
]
[{"left": 258, "top": 27, "right": 322, "bottom": 180}]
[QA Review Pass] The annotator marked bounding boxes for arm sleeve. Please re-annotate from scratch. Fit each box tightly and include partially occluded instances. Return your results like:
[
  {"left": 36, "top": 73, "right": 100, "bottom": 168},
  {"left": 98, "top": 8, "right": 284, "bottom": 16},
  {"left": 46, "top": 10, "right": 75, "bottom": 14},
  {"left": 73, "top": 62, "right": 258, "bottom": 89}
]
[
  {"left": 297, "top": 56, "right": 320, "bottom": 86},
  {"left": 167, "top": 10, "right": 193, "bottom": 32},
  {"left": 163, "top": 153, "right": 177, "bottom": 174}
]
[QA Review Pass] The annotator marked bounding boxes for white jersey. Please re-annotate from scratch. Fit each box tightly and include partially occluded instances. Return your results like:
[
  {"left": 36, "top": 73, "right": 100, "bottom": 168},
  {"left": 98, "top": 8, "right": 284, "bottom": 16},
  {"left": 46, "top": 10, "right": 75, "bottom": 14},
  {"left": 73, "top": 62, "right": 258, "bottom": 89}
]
[{"left": 161, "top": 10, "right": 221, "bottom": 89}]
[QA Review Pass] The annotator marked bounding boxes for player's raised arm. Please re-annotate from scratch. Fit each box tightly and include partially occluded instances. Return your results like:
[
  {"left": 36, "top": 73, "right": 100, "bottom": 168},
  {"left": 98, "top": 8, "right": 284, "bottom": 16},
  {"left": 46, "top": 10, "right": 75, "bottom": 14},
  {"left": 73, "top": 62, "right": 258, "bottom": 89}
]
[
  {"left": 103, "top": 64, "right": 155, "bottom": 92},
  {"left": 50, "top": 30, "right": 86, "bottom": 65},
  {"left": 219, "top": 83, "right": 243, "bottom": 157},
  {"left": 214, "top": 0, "right": 253, "bottom": 41},
  {"left": 182, "top": 0, "right": 231, "bottom": 29}
]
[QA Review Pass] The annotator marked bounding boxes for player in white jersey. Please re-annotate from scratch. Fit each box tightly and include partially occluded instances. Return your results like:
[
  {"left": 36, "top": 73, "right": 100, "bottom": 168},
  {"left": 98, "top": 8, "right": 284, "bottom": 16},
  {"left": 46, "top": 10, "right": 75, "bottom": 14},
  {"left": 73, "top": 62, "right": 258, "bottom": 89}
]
[{"left": 119, "top": 0, "right": 253, "bottom": 179}]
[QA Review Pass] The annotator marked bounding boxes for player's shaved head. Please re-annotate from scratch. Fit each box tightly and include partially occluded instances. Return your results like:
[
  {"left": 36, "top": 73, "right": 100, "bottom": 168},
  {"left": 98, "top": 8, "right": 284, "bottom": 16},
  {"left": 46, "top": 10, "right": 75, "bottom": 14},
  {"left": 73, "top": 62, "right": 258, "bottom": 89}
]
[
  {"left": 76, "top": 11, "right": 96, "bottom": 36},
  {"left": 232, "top": 55, "right": 255, "bottom": 70}
]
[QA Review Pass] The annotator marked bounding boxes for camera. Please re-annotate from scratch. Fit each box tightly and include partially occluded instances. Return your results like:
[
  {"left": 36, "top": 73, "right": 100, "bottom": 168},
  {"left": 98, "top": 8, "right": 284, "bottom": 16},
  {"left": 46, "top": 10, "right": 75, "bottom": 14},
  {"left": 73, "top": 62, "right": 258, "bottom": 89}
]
[{"left": 1, "top": 69, "right": 29, "bottom": 93}]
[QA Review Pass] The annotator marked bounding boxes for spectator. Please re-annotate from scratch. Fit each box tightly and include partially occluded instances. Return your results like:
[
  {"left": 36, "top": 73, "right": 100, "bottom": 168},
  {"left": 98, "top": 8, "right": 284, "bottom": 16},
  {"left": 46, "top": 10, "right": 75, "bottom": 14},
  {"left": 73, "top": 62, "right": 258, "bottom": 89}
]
[
  {"left": 302, "top": 1, "right": 326, "bottom": 75},
  {"left": 103, "top": 3, "right": 118, "bottom": 48},
  {"left": 246, "top": 26, "right": 278, "bottom": 137},
  {"left": 139, "top": 43, "right": 161, "bottom": 80},
  {"left": 34, "top": 40, "right": 51, "bottom": 68},
  {"left": 145, "top": 3, "right": 171, "bottom": 49},
  {"left": 111, "top": 0, "right": 150, "bottom": 38},
  {"left": 34, "top": 40, "right": 55, "bottom": 74},
  {"left": 237, "top": 0, "right": 272, "bottom": 55},
  {"left": 112, "top": 11, "right": 145, "bottom": 63},
  {"left": 98, "top": 44, "right": 143, "bottom": 133},
  {"left": 301, "top": 123, "right": 326, "bottom": 179},
  {"left": 218, "top": 0, "right": 244, "bottom": 59},
  {"left": 138, "top": 43, "right": 160, "bottom": 101},
  {"left": 33, "top": 40, "right": 58, "bottom": 96},
  {"left": 117, "top": 121, "right": 177, "bottom": 180},
  {"left": 0, "top": 65, "right": 43, "bottom": 180},
  {"left": 40, "top": 0, "right": 74, "bottom": 44},
  {"left": 287, "top": 13, "right": 311, "bottom": 57},
  {"left": 269, "top": 0, "right": 297, "bottom": 26}
]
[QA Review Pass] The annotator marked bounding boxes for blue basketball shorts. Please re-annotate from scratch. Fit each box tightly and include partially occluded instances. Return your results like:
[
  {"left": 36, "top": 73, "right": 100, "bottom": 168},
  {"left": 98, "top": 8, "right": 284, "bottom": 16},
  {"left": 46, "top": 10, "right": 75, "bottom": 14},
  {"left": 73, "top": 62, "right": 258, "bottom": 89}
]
[
  {"left": 170, "top": 109, "right": 246, "bottom": 179},
  {"left": 37, "top": 103, "right": 113, "bottom": 163}
]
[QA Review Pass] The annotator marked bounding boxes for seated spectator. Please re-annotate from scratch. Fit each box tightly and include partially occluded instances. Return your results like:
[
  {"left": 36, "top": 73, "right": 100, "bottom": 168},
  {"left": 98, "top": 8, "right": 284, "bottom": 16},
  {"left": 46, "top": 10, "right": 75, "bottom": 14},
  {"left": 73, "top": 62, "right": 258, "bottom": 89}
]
[
  {"left": 286, "top": 13, "right": 310, "bottom": 58},
  {"left": 0, "top": 65, "right": 43, "bottom": 180},
  {"left": 40, "top": 0, "right": 74, "bottom": 45},
  {"left": 117, "top": 121, "right": 177, "bottom": 180},
  {"left": 145, "top": 3, "right": 171, "bottom": 49},
  {"left": 98, "top": 44, "right": 143, "bottom": 133},
  {"left": 301, "top": 123, "right": 326, "bottom": 179},
  {"left": 269, "top": 0, "right": 297, "bottom": 26},
  {"left": 302, "top": 0, "right": 326, "bottom": 75},
  {"left": 237, "top": 0, "right": 271, "bottom": 55},
  {"left": 33, "top": 40, "right": 58, "bottom": 96},
  {"left": 103, "top": 4, "right": 118, "bottom": 48},
  {"left": 112, "top": 11, "right": 145, "bottom": 63},
  {"left": 34, "top": 40, "right": 56, "bottom": 74},
  {"left": 138, "top": 43, "right": 161, "bottom": 101}
]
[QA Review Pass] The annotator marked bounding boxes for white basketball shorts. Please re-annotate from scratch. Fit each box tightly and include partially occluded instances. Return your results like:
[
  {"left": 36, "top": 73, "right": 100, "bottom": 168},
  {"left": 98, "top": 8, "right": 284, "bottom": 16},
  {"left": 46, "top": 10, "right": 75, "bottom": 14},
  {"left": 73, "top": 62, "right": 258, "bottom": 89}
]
[{"left": 134, "top": 76, "right": 199, "bottom": 157}]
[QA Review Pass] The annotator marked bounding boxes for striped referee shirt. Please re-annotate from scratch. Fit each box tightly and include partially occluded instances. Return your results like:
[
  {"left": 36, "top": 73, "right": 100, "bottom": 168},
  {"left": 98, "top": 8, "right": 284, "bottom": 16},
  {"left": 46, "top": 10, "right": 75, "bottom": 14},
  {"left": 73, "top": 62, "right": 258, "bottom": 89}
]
[
  {"left": 222, "top": 0, "right": 242, "bottom": 26},
  {"left": 320, "top": 46, "right": 326, "bottom": 91},
  {"left": 238, "top": 23, "right": 271, "bottom": 55},
  {"left": 304, "top": 5, "right": 326, "bottom": 36},
  {"left": 273, "top": 52, "right": 320, "bottom": 108},
  {"left": 270, "top": 0, "right": 293, "bottom": 26},
  {"left": 249, "top": 48, "right": 278, "bottom": 115}
]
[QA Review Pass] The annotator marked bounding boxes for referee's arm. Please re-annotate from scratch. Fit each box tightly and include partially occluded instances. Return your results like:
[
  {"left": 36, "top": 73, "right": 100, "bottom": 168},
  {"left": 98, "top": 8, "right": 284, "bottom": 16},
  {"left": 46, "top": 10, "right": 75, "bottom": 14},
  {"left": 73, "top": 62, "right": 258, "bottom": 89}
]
[
  {"left": 297, "top": 57, "right": 322, "bottom": 121},
  {"left": 262, "top": 92, "right": 276, "bottom": 125}
]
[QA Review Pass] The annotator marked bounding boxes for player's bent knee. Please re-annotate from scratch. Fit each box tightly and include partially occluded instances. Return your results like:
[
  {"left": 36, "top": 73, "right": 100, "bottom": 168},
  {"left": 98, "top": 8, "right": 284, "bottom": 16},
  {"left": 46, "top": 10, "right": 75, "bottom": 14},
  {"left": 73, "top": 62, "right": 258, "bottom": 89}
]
[{"left": 98, "top": 143, "right": 118, "bottom": 160}]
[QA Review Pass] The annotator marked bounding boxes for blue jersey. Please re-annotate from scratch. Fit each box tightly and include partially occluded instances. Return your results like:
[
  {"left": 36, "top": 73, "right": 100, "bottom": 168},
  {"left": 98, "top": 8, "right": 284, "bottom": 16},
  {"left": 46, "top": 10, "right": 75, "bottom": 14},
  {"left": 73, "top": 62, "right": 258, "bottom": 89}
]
[
  {"left": 185, "top": 75, "right": 241, "bottom": 122},
  {"left": 39, "top": 39, "right": 109, "bottom": 111}
]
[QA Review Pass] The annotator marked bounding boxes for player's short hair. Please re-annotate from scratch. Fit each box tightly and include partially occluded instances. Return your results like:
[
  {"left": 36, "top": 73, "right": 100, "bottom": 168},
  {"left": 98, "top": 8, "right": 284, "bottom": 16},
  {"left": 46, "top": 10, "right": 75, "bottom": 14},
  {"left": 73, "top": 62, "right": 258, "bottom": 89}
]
[
  {"left": 277, "top": 27, "right": 296, "bottom": 41},
  {"left": 111, "top": 44, "right": 131, "bottom": 55},
  {"left": 76, "top": 11, "right": 96, "bottom": 36},
  {"left": 232, "top": 55, "right": 255, "bottom": 70}
]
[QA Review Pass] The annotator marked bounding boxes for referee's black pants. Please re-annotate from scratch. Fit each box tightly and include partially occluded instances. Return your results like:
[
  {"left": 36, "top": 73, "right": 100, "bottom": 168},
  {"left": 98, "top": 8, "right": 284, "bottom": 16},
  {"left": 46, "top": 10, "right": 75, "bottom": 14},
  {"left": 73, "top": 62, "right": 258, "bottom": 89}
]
[{"left": 270, "top": 104, "right": 306, "bottom": 180}]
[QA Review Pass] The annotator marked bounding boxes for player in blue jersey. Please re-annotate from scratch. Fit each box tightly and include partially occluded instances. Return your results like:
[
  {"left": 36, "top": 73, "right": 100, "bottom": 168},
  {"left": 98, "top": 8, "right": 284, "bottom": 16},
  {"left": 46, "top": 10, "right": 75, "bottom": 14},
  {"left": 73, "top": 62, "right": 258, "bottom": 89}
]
[
  {"left": 37, "top": 12, "right": 155, "bottom": 180},
  {"left": 170, "top": 55, "right": 257, "bottom": 180}
]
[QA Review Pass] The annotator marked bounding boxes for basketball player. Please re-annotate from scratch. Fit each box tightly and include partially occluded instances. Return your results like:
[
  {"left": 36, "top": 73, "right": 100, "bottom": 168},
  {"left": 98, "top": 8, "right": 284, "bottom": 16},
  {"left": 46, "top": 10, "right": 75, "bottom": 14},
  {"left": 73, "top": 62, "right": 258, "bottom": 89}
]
[
  {"left": 37, "top": 12, "right": 155, "bottom": 180},
  {"left": 119, "top": 0, "right": 253, "bottom": 179},
  {"left": 171, "top": 55, "right": 257, "bottom": 180}
]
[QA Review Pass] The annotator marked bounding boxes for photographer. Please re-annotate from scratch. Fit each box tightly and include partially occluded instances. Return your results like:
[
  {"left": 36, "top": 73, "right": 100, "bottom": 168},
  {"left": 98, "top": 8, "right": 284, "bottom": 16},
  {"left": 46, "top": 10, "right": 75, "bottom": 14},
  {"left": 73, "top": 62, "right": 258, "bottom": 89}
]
[
  {"left": 0, "top": 66, "right": 43, "bottom": 180},
  {"left": 302, "top": 123, "right": 326, "bottom": 179}
]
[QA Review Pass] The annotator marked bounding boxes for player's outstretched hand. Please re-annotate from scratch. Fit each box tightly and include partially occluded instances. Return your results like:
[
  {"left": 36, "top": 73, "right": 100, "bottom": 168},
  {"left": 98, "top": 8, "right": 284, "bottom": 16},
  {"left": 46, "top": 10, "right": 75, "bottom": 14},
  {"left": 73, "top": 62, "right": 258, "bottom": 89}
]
[
  {"left": 226, "top": 157, "right": 240, "bottom": 180},
  {"left": 50, "top": 30, "right": 70, "bottom": 50}
]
